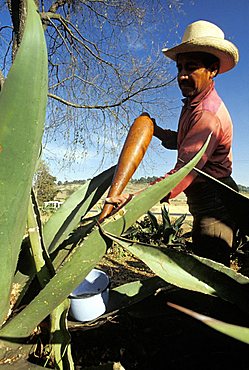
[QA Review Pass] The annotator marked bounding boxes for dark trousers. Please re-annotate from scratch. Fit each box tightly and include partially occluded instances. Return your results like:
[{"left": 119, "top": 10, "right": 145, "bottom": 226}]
[{"left": 185, "top": 177, "right": 238, "bottom": 266}]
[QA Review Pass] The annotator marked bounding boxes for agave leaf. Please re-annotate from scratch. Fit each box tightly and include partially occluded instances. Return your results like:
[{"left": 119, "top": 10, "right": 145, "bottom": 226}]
[
  {"left": 0, "top": 138, "right": 210, "bottom": 338},
  {"left": 51, "top": 220, "right": 97, "bottom": 273},
  {"left": 27, "top": 190, "right": 55, "bottom": 286},
  {"left": 15, "top": 166, "right": 114, "bottom": 288},
  {"left": 0, "top": 0, "right": 47, "bottom": 325},
  {"left": 173, "top": 213, "right": 186, "bottom": 229},
  {"left": 12, "top": 190, "right": 55, "bottom": 310},
  {"left": 0, "top": 227, "right": 107, "bottom": 339},
  {"left": 100, "top": 232, "right": 249, "bottom": 313},
  {"left": 193, "top": 166, "right": 249, "bottom": 235},
  {"left": 50, "top": 299, "right": 74, "bottom": 370},
  {"left": 162, "top": 205, "right": 171, "bottom": 228},
  {"left": 147, "top": 210, "right": 160, "bottom": 232},
  {"left": 44, "top": 165, "right": 116, "bottom": 253},
  {"left": 161, "top": 206, "right": 174, "bottom": 243},
  {"left": 14, "top": 166, "right": 115, "bottom": 304},
  {"left": 168, "top": 302, "right": 249, "bottom": 344},
  {"left": 107, "top": 277, "right": 175, "bottom": 314}
]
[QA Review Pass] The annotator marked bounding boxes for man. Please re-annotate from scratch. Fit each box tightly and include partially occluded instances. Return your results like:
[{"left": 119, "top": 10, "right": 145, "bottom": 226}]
[{"left": 108, "top": 20, "right": 239, "bottom": 266}]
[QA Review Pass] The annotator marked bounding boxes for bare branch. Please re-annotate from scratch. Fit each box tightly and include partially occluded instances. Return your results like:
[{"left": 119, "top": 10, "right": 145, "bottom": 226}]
[
  {"left": 47, "top": 15, "right": 73, "bottom": 56},
  {"left": 48, "top": 0, "right": 69, "bottom": 14},
  {"left": 48, "top": 76, "right": 176, "bottom": 109}
]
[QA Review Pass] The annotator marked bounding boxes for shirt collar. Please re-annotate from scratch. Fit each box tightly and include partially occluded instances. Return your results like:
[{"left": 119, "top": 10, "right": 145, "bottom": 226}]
[{"left": 183, "top": 81, "right": 215, "bottom": 108}]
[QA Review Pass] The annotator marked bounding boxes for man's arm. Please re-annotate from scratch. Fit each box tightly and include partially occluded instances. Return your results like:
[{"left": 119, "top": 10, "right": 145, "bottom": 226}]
[
  {"left": 153, "top": 120, "right": 178, "bottom": 150},
  {"left": 151, "top": 111, "right": 223, "bottom": 201}
]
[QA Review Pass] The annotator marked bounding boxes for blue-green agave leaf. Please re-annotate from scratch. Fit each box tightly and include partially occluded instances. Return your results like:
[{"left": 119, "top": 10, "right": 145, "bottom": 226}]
[
  {"left": 0, "top": 0, "right": 48, "bottom": 326},
  {"left": 43, "top": 165, "right": 115, "bottom": 253}
]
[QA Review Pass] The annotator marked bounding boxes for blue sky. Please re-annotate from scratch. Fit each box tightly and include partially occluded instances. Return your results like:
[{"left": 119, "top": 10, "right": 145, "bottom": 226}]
[
  {"left": 44, "top": 0, "right": 249, "bottom": 186},
  {"left": 1, "top": 1, "right": 248, "bottom": 185}
]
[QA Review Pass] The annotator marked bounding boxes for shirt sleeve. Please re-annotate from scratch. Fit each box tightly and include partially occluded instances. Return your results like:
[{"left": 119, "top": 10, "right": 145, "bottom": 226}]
[
  {"left": 151, "top": 110, "right": 222, "bottom": 200},
  {"left": 161, "top": 130, "right": 178, "bottom": 150}
]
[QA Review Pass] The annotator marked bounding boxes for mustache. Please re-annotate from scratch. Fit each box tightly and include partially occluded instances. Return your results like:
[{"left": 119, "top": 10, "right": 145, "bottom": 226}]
[{"left": 179, "top": 81, "right": 193, "bottom": 88}]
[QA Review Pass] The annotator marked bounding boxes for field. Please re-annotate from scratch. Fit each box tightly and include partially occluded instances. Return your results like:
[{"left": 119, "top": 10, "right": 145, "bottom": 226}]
[{"left": 55, "top": 181, "right": 191, "bottom": 220}]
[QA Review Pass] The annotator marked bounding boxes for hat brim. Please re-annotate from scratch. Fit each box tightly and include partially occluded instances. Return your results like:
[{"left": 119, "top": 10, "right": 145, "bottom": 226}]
[{"left": 162, "top": 37, "right": 239, "bottom": 74}]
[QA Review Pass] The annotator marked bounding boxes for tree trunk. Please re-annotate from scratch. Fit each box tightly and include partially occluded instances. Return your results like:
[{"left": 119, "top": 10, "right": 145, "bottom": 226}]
[
  {"left": 0, "top": 70, "right": 4, "bottom": 91},
  {"left": 7, "top": 0, "right": 27, "bottom": 60}
]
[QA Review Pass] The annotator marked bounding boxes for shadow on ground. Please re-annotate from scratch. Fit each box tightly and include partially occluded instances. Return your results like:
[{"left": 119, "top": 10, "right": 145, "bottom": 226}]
[{"left": 70, "top": 289, "right": 249, "bottom": 370}]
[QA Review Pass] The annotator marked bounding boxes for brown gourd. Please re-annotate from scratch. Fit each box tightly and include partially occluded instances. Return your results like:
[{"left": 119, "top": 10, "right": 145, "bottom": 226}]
[{"left": 99, "top": 113, "right": 154, "bottom": 221}]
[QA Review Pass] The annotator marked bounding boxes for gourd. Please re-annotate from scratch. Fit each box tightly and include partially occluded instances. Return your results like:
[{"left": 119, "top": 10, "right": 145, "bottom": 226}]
[{"left": 99, "top": 113, "right": 154, "bottom": 221}]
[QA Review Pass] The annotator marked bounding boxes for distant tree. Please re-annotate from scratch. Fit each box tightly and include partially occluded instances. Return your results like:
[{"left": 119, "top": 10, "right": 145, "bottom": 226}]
[
  {"left": 147, "top": 176, "right": 158, "bottom": 183},
  {"left": 33, "top": 160, "right": 58, "bottom": 205},
  {"left": 131, "top": 175, "right": 159, "bottom": 184},
  {"left": 238, "top": 184, "right": 249, "bottom": 193}
]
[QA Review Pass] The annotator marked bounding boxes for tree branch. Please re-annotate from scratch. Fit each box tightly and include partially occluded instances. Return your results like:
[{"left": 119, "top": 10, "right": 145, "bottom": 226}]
[
  {"left": 48, "top": 76, "right": 176, "bottom": 109},
  {"left": 48, "top": 0, "right": 69, "bottom": 14}
]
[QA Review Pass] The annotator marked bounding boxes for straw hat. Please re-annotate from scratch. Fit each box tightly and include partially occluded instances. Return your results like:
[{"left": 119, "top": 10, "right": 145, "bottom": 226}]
[{"left": 162, "top": 20, "right": 239, "bottom": 74}]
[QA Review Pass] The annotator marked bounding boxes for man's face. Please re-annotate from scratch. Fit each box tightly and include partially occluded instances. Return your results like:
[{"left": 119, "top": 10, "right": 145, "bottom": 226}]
[{"left": 176, "top": 53, "right": 216, "bottom": 98}]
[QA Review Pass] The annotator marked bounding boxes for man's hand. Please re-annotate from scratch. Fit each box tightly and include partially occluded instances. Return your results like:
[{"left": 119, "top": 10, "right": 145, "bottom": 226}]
[
  {"left": 105, "top": 185, "right": 147, "bottom": 216},
  {"left": 105, "top": 193, "right": 134, "bottom": 215},
  {"left": 106, "top": 193, "right": 133, "bottom": 206}
]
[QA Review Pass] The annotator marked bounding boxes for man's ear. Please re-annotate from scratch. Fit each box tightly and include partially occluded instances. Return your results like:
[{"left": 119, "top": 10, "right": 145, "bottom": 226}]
[{"left": 209, "top": 62, "right": 219, "bottom": 78}]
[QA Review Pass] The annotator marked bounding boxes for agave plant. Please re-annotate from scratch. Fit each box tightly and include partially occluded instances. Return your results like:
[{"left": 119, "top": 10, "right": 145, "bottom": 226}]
[
  {"left": 124, "top": 205, "right": 188, "bottom": 245},
  {"left": 0, "top": 1, "right": 249, "bottom": 369}
]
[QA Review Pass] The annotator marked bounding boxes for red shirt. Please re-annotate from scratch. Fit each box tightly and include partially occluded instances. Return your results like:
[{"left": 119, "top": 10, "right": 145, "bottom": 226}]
[{"left": 158, "top": 81, "right": 233, "bottom": 199}]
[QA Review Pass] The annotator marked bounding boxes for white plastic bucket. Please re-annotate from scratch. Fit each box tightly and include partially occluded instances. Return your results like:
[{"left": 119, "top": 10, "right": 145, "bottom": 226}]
[{"left": 69, "top": 268, "right": 110, "bottom": 322}]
